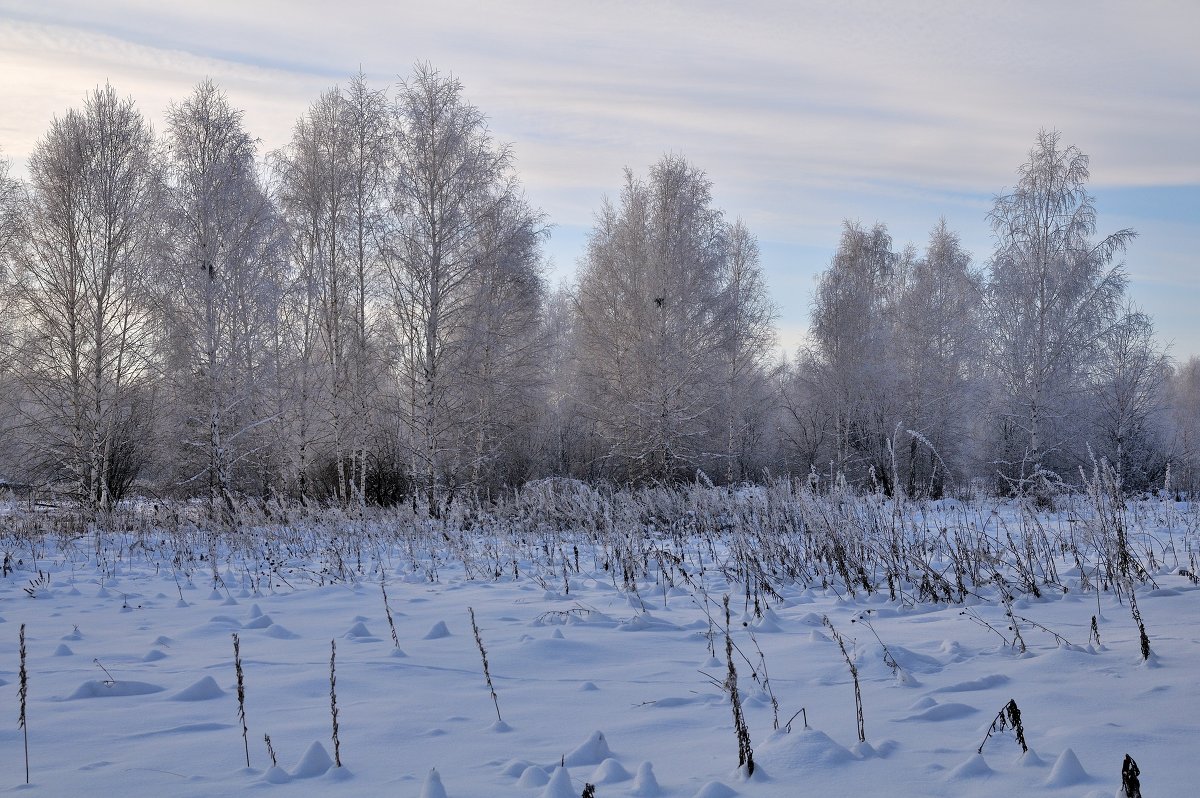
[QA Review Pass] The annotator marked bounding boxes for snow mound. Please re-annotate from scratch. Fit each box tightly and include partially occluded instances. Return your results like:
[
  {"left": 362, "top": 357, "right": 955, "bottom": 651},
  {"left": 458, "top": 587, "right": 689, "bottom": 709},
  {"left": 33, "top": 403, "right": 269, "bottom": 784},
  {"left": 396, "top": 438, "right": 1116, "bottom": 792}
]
[
  {"left": 53, "top": 644, "right": 73, "bottom": 656},
  {"left": 1019, "top": 748, "right": 1046, "bottom": 767},
  {"left": 344, "top": 621, "right": 377, "bottom": 640},
  {"left": 142, "top": 649, "right": 168, "bottom": 663},
  {"left": 264, "top": 623, "right": 300, "bottom": 639},
  {"left": 125, "top": 722, "right": 231, "bottom": 739},
  {"left": 897, "top": 702, "right": 977, "bottom": 721},
  {"left": 933, "top": 673, "right": 1010, "bottom": 693},
  {"left": 169, "top": 675, "right": 225, "bottom": 701},
  {"left": 290, "top": 740, "right": 333, "bottom": 778},
  {"left": 759, "top": 728, "right": 856, "bottom": 768},
  {"left": 751, "top": 614, "right": 782, "bottom": 632},
  {"left": 420, "top": 767, "right": 448, "bottom": 798},
  {"left": 1045, "top": 747, "right": 1089, "bottom": 787},
  {"left": 517, "top": 765, "right": 550, "bottom": 787},
  {"left": 243, "top": 613, "right": 274, "bottom": 629},
  {"left": 423, "top": 620, "right": 451, "bottom": 639},
  {"left": 589, "top": 757, "right": 632, "bottom": 784},
  {"left": 692, "top": 780, "right": 738, "bottom": 798},
  {"left": 860, "top": 643, "right": 944, "bottom": 674},
  {"left": 853, "top": 740, "right": 878, "bottom": 759},
  {"left": 67, "top": 680, "right": 164, "bottom": 699},
  {"left": 629, "top": 761, "right": 661, "bottom": 796},
  {"left": 617, "top": 613, "right": 681, "bottom": 632},
  {"left": 263, "top": 765, "right": 291, "bottom": 784},
  {"left": 563, "top": 730, "right": 613, "bottom": 766},
  {"left": 521, "top": 637, "right": 607, "bottom": 663},
  {"left": 946, "top": 752, "right": 993, "bottom": 780},
  {"left": 540, "top": 765, "right": 575, "bottom": 798},
  {"left": 500, "top": 759, "right": 534, "bottom": 777}
]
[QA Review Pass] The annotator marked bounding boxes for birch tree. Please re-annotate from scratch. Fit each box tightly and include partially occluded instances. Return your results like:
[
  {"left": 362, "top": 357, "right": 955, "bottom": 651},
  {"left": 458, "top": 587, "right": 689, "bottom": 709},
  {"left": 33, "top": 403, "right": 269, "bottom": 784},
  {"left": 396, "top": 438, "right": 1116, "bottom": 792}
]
[
  {"left": 804, "top": 221, "right": 899, "bottom": 490},
  {"left": 161, "top": 80, "right": 285, "bottom": 513},
  {"left": 386, "top": 64, "right": 544, "bottom": 509},
  {"left": 0, "top": 153, "right": 23, "bottom": 473},
  {"left": 0, "top": 151, "right": 19, "bottom": 275},
  {"left": 986, "top": 129, "right": 1134, "bottom": 496},
  {"left": 276, "top": 81, "right": 389, "bottom": 500},
  {"left": 275, "top": 103, "right": 329, "bottom": 498},
  {"left": 458, "top": 191, "right": 547, "bottom": 493},
  {"left": 574, "top": 156, "right": 743, "bottom": 482},
  {"left": 715, "top": 219, "right": 777, "bottom": 482},
  {"left": 1087, "top": 307, "right": 1170, "bottom": 489},
  {"left": 339, "top": 72, "right": 392, "bottom": 505},
  {"left": 14, "top": 84, "right": 163, "bottom": 509},
  {"left": 890, "top": 220, "right": 984, "bottom": 495},
  {"left": 1167, "top": 357, "right": 1200, "bottom": 494}
]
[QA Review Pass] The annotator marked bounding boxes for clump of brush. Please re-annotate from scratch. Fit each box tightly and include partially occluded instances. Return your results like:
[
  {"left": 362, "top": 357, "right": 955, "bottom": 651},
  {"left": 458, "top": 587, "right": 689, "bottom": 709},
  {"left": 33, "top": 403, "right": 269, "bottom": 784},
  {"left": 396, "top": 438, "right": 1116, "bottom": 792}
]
[{"left": 978, "top": 699, "right": 1027, "bottom": 755}]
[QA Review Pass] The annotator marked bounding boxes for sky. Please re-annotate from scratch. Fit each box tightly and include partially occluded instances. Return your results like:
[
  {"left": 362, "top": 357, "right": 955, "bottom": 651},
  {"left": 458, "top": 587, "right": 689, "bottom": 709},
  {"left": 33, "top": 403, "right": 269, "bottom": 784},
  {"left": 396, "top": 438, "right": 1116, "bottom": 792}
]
[{"left": 1, "top": 0, "right": 1197, "bottom": 357}]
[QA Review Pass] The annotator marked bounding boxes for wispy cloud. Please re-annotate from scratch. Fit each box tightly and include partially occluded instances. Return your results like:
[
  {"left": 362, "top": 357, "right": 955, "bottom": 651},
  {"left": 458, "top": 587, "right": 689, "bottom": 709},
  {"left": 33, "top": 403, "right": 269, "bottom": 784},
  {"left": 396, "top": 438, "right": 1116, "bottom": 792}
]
[{"left": 1, "top": 0, "right": 1197, "bottom": 353}]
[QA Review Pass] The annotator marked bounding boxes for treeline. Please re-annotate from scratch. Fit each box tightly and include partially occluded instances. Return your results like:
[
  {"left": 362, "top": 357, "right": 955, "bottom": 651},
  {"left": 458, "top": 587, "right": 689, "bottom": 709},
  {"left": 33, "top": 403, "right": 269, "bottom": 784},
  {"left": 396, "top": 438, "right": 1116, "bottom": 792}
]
[{"left": 0, "top": 67, "right": 1197, "bottom": 513}]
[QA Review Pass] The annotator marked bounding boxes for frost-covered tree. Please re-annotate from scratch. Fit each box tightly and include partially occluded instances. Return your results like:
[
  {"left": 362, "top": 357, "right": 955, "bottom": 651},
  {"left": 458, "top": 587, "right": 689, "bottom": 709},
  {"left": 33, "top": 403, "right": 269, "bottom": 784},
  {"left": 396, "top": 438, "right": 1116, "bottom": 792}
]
[
  {"left": 0, "top": 150, "right": 22, "bottom": 348},
  {"left": 0, "top": 152, "right": 24, "bottom": 475},
  {"left": 275, "top": 91, "right": 344, "bottom": 497},
  {"left": 0, "top": 151, "right": 20, "bottom": 275},
  {"left": 574, "top": 156, "right": 770, "bottom": 483},
  {"left": 384, "top": 64, "right": 545, "bottom": 509},
  {"left": 161, "top": 80, "right": 286, "bottom": 513},
  {"left": 457, "top": 192, "right": 547, "bottom": 493},
  {"left": 890, "top": 220, "right": 985, "bottom": 495},
  {"left": 985, "top": 129, "right": 1134, "bottom": 495},
  {"left": 779, "top": 352, "right": 833, "bottom": 481},
  {"left": 801, "top": 221, "right": 899, "bottom": 490},
  {"left": 1087, "top": 307, "right": 1170, "bottom": 490},
  {"left": 276, "top": 76, "right": 393, "bottom": 501},
  {"left": 715, "top": 219, "right": 777, "bottom": 482},
  {"left": 339, "top": 72, "right": 392, "bottom": 504},
  {"left": 1167, "top": 357, "right": 1200, "bottom": 494},
  {"left": 790, "top": 219, "right": 984, "bottom": 496},
  {"left": 533, "top": 284, "right": 602, "bottom": 480},
  {"left": 13, "top": 85, "right": 164, "bottom": 508}
]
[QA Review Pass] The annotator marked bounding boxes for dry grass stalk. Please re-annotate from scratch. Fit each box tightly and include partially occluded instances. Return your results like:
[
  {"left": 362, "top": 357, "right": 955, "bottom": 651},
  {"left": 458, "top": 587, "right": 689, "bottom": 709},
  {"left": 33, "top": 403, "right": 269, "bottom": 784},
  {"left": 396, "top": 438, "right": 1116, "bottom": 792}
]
[
  {"left": 469, "top": 606, "right": 502, "bottom": 723},
  {"left": 232, "top": 632, "right": 249, "bottom": 767}
]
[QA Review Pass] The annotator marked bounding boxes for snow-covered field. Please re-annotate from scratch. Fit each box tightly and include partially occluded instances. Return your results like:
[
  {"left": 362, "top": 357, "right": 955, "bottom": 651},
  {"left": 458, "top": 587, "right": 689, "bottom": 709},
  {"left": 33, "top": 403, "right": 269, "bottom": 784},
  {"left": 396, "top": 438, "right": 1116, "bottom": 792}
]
[{"left": 0, "top": 494, "right": 1196, "bottom": 797}]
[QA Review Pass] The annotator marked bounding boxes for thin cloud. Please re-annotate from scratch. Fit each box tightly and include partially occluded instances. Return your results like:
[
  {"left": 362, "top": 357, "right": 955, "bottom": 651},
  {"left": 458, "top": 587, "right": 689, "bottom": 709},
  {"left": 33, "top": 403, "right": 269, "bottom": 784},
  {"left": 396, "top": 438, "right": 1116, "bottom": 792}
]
[{"left": 0, "top": 1, "right": 1196, "bottom": 353}]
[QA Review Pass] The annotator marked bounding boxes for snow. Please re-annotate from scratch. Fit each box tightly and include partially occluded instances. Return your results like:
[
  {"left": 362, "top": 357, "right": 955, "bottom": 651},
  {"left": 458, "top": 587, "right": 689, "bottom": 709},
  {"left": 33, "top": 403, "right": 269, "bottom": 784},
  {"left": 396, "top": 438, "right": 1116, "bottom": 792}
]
[{"left": 0, "top": 501, "right": 1196, "bottom": 796}]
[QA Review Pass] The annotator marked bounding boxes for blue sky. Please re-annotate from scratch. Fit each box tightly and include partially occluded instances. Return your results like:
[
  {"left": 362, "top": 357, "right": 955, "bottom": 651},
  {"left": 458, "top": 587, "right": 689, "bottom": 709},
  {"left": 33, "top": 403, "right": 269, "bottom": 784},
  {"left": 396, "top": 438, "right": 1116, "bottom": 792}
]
[{"left": 1, "top": 0, "right": 1196, "bottom": 356}]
